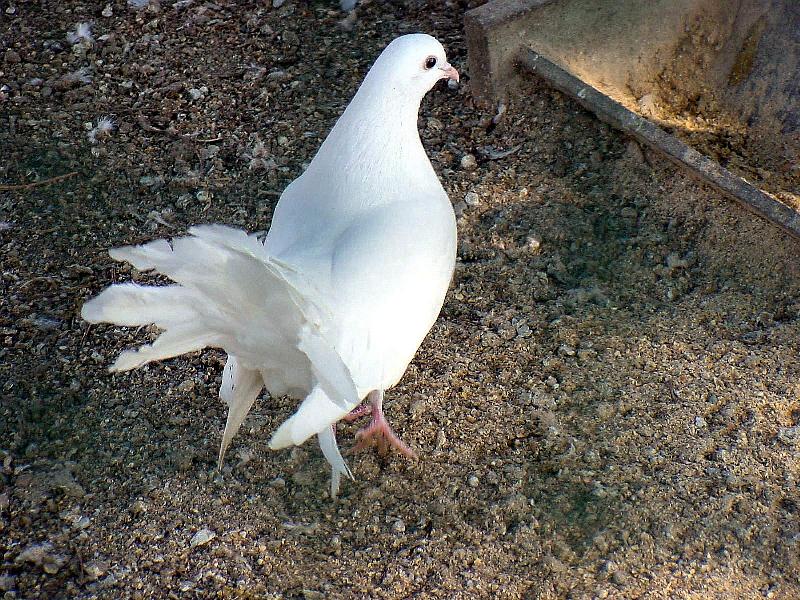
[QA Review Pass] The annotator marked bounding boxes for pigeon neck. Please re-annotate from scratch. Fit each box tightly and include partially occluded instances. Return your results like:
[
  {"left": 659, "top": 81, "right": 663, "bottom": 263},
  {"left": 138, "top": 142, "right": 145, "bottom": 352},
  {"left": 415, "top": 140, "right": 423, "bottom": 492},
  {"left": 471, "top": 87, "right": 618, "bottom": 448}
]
[
  {"left": 306, "top": 77, "right": 435, "bottom": 186},
  {"left": 330, "top": 88, "right": 426, "bottom": 159}
]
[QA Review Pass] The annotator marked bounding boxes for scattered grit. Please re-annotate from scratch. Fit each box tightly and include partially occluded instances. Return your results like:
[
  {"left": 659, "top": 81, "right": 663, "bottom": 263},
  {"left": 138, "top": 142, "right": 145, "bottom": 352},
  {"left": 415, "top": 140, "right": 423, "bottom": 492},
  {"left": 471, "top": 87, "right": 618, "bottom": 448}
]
[{"left": 2, "top": 1, "right": 800, "bottom": 598}]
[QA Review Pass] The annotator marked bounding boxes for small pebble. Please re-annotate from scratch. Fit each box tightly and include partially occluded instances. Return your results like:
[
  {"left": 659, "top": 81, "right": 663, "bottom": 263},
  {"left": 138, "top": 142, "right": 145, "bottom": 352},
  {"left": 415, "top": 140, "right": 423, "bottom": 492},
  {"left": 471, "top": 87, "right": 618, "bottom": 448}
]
[
  {"left": 15, "top": 543, "right": 65, "bottom": 574},
  {"left": 83, "top": 561, "right": 107, "bottom": 581},
  {"left": 612, "top": 569, "right": 629, "bottom": 585},
  {"left": 467, "top": 475, "right": 479, "bottom": 488},
  {"left": 427, "top": 117, "right": 443, "bottom": 131},
  {"left": 329, "top": 535, "right": 342, "bottom": 555},
  {"left": 558, "top": 344, "right": 576, "bottom": 357},
  {"left": 515, "top": 323, "right": 531, "bottom": 338},
  {"left": 460, "top": 154, "right": 477, "bottom": 171},
  {"left": 0, "top": 575, "right": 16, "bottom": 592},
  {"left": 190, "top": 528, "right": 216, "bottom": 548},
  {"left": 391, "top": 519, "right": 406, "bottom": 533},
  {"left": 177, "top": 379, "right": 195, "bottom": 393},
  {"left": 464, "top": 191, "right": 480, "bottom": 206}
]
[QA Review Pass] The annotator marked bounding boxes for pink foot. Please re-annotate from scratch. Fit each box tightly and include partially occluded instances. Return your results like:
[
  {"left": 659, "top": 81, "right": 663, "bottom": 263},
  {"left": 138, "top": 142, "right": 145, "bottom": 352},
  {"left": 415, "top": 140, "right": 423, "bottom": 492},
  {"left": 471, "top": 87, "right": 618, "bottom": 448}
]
[{"left": 350, "top": 390, "right": 417, "bottom": 459}]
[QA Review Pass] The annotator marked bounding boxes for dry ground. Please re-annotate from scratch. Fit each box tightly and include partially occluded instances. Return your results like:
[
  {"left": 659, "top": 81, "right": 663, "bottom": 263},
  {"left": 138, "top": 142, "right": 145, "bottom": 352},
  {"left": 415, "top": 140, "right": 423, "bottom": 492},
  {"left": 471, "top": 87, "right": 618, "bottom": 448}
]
[{"left": 2, "top": 1, "right": 800, "bottom": 598}]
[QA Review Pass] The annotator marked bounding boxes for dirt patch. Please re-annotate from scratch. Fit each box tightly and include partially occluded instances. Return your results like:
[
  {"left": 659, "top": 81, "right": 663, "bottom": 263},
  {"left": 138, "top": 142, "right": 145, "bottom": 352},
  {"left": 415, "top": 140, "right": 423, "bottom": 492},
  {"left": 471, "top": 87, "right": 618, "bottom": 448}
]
[{"left": 2, "top": 1, "right": 800, "bottom": 598}]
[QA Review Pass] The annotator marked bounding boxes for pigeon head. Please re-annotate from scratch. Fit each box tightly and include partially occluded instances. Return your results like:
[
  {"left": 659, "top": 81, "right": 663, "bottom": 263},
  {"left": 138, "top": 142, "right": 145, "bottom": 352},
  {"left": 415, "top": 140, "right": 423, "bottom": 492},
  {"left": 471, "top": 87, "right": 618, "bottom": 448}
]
[
  {"left": 367, "top": 33, "right": 459, "bottom": 97},
  {"left": 301, "top": 33, "right": 458, "bottom": 184}
]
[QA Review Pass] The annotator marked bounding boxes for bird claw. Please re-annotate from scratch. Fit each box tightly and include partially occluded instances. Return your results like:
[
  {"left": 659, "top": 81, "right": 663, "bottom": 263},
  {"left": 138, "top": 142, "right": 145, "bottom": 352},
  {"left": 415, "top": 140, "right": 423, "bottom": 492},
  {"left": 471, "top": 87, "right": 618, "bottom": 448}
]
[
  {"left": 347, "top": 390, "right": 417, "bottom": 458},
  {"left": 351, "top": 418, "right": 417, "bottom": 458}
]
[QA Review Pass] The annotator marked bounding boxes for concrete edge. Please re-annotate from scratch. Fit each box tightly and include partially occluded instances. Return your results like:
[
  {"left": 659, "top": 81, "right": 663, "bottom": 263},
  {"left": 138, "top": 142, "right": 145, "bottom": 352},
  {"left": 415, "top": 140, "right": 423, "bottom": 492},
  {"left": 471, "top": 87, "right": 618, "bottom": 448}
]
[
  {"left": 464, "top": 0, "right": 554, "bottom": 102},
  {"left": 518, "top": 47, "right": 800, "bottom": 241}
]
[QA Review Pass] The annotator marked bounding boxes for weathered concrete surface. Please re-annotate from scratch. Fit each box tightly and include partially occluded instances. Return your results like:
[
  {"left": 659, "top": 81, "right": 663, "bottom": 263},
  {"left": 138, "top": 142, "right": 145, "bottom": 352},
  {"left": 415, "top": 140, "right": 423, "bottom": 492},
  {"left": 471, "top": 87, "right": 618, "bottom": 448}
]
[
  {"left": 466, "top": 0, "right": 712, "bottom": 102},
  {"left": 519, "top": 48, "right": 800, "bottom": 241},
  {"left": 464, "top": 0, "right": 553, "bottom": 103},
  {"left": 465, "top": 0, "right": 800, "bottom": 141},
  {"left": 465, "top": 0, "right": 799, "bottom": 240}
]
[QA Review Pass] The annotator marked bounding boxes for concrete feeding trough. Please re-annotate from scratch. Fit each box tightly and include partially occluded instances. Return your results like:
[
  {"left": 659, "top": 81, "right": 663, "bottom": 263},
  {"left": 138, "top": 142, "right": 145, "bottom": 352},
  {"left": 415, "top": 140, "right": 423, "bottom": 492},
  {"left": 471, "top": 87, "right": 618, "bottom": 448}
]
[{"left": 465, "top": 0, "right": 800, "bottom": 240}]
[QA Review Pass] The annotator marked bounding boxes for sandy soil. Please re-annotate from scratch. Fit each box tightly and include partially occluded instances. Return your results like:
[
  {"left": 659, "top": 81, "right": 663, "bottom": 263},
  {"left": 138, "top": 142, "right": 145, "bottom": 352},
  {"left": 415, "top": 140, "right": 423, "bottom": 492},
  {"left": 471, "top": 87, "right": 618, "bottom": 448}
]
[{"left": 2, "top": 1, "right": 800, "bottom": 598}]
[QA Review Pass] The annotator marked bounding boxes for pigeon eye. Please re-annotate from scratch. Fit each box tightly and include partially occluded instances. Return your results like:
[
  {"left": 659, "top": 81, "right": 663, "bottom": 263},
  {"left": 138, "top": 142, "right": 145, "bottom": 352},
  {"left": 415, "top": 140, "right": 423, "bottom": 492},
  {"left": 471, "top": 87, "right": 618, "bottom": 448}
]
[{"left": 424, "top": 56, "right": 437, "bottom": 70}]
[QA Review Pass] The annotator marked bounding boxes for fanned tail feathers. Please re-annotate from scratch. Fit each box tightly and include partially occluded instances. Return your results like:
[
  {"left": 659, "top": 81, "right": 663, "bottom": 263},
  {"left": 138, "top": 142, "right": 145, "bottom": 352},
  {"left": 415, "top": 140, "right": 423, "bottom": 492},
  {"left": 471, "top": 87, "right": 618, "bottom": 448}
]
[{"left": 81, "top": 225, "right": 358, "bottom": 493}]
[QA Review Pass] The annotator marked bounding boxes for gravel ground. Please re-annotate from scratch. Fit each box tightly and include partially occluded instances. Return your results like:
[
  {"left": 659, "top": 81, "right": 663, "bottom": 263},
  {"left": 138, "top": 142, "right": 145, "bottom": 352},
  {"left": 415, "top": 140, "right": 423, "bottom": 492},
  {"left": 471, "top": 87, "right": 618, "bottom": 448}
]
[{"left": 3, "top": 1, "right": 800, "bottom": 598}]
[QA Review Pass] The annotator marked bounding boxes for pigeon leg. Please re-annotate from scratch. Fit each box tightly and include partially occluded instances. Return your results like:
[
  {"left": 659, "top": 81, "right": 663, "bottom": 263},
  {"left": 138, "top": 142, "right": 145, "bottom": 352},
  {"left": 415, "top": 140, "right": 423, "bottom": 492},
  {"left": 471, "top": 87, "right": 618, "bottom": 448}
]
[
  {"left": 351, "top": 390, "right": 417, "bottom": 458},
  {"left": 342, "top": 402, "right": 373, "bottom": 423}
]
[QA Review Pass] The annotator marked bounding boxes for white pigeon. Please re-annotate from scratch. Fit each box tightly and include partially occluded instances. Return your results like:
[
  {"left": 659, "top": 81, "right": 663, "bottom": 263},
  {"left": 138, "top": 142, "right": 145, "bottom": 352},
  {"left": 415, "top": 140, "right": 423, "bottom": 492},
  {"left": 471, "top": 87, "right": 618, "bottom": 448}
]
[{"left": 81, "top": 33, "right": 459, "bottom": 496}]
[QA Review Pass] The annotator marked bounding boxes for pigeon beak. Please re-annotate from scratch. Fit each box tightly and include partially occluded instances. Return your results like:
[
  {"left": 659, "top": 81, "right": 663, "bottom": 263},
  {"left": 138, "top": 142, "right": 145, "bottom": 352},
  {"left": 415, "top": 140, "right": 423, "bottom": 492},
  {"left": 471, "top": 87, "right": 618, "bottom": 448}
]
[{"left": 440, "top": 63, "right": 459, "bottom": 83}]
